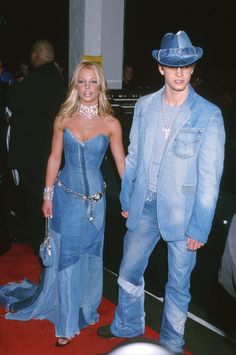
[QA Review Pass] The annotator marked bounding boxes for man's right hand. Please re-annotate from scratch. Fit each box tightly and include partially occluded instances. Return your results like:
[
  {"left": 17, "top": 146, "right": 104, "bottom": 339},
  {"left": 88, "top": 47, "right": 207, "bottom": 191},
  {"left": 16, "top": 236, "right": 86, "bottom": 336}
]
[{"left": 121, "top": 211, "right": 128, "bottom": 219}]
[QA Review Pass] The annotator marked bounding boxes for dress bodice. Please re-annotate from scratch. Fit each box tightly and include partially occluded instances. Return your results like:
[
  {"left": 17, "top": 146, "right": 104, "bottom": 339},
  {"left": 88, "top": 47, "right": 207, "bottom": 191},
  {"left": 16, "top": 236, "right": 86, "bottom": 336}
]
[{"left": 58, "top": 128, "right": 109, "bottom": 194}]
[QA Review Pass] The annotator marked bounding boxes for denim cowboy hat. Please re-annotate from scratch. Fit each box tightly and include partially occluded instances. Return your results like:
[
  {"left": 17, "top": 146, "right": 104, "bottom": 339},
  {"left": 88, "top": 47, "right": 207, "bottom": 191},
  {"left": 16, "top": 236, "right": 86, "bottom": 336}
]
[{"left": 152, "top": 30, "right": 203, "bottom": 67}]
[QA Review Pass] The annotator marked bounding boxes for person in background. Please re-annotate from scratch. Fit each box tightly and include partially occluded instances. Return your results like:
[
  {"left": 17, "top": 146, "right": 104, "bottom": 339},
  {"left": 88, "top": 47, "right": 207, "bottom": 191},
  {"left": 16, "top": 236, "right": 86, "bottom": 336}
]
[
  {"left": 0, "top": 60, "right": 14, "bottom": 85},
  {"left": 0, "top": 79, "right": 11, "bottom": 255},
  {"left": 218, "top": 214, "right": 236, "bottom": 299},
  {"left": 6, "top": 39, "right": 66, "bottom": 254},
  {"left": 0, "top": 60, "right": 15, "bottom": 255},
  {"left": 122, "top": 64, "right": 136, "bottom": 90},
  {"left": 0, "top": 60, "right": 125, "bottom": 348},
  {"left": 15, "top": 60, "right": 30, "bottom": 82},
  {"left": 97, "top": 30, "right": 225, "bottom": 354}
]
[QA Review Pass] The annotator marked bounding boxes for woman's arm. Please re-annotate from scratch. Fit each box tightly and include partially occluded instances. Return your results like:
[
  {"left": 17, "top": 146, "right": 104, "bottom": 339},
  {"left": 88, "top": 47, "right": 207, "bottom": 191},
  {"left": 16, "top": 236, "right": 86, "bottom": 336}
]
[
  {"left": 109, "top": 117, "right": 126, "bottom": 178},
  {"left": 42, "top": 119, "right": 64, "bottom": 217}
]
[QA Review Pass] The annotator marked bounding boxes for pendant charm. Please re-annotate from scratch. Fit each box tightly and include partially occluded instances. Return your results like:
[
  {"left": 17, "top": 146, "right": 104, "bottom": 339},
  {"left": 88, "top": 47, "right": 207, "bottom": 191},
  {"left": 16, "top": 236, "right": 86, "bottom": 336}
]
[
  {"left": 162, "top": 127, "right": 171, "bottom": 139},
  {"left": 161, "top": 94, "right": 184, "bottom": 140}
]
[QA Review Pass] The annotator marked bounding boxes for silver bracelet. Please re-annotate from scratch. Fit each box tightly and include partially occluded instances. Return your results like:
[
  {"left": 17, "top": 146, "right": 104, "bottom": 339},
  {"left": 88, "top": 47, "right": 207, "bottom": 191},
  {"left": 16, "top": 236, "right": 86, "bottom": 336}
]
[{"left": 43, "top": 186, "right": 54, "bottom": 200}]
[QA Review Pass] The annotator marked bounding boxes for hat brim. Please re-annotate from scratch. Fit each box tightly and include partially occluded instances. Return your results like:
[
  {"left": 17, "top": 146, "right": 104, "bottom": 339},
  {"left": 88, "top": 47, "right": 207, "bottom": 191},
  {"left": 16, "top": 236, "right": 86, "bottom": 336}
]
[{"left": 152, "top": 47, "right": 203, "bottom": 67}]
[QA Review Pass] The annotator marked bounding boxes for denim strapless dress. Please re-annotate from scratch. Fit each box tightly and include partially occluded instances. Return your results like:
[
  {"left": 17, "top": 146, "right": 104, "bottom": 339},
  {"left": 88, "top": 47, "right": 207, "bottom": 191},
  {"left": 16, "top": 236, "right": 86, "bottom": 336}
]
[{"left": 0, "top": 129, "right": 110, "bottom": 338}]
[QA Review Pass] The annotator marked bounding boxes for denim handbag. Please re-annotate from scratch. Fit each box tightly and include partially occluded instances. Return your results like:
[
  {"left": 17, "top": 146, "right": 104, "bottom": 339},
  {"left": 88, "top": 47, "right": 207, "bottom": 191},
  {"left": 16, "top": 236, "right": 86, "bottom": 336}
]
[{"left": 39, "top": 217, "right": 53, "bottom": 267}]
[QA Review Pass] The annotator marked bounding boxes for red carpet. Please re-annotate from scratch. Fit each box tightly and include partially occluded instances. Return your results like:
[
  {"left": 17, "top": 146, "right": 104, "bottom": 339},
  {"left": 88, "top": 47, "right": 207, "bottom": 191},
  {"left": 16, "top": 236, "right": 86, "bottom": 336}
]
[{"left": 0, "top": 244, "right": 191, "bottom": 354}]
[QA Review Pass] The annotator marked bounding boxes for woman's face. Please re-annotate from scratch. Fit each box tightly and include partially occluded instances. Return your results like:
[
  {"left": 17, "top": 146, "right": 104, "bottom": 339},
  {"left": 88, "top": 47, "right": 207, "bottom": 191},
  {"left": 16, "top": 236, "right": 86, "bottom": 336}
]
[{"left": 77, "top": 67, "right": 100, "bottom": 105}]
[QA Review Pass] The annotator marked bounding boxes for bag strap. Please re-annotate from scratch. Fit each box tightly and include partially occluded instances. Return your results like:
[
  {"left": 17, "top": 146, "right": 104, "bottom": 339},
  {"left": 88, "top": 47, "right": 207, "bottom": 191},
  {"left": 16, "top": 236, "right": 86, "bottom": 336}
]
[
  {"left": 45, "top": 217, "right": 52, "bottom": 256},
  {"left": 45, "top": 217, "right": 50, "bottom": 238}
]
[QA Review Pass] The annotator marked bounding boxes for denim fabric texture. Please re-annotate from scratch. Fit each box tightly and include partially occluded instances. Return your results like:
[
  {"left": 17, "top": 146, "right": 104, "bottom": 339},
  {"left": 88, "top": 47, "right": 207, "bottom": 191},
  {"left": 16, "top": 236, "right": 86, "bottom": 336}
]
[
  {"left": 111, "top": 191, "right": 196, "bottom": 352},
  {"left": 152, "top": 31, "right": 203, "bottom": 67},
  {"left": 120, "top": 85, "right": 225, "bottom": 244},
  {"left": 115, "top": 84, "right": 225, "bottom": 353},
  {"left": 1, "top": 130, "right": 110, "bottom": 338}
]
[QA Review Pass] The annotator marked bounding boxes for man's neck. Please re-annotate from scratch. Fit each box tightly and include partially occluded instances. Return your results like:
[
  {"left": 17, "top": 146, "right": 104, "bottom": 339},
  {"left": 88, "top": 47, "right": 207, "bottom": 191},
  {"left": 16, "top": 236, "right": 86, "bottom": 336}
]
[{"left": 163, "top": 86, "right": 189, "bottom": 107}]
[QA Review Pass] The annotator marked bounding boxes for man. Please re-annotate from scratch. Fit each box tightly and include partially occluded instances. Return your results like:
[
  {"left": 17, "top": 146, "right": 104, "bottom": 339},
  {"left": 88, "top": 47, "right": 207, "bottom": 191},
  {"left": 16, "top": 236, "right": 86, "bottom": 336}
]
[
  {"left": 98, "top": 31, "right": 225, "bottom": 354},
  {"left": 7, "top": 40, "right": 65, "bottom": 253}
]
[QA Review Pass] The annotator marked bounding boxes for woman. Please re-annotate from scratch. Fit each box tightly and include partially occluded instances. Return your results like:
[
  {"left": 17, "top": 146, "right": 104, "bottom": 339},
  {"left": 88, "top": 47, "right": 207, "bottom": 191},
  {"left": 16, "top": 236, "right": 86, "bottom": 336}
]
[{"left": 0, "top": 60, "right": 125, "bottom": 347}]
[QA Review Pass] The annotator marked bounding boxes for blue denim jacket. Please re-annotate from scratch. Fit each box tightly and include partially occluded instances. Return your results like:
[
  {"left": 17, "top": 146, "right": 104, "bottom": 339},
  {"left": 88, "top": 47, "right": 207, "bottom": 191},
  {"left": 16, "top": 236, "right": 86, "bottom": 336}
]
[{"left": 120, "top": 85, "right": 225, "bottom": 243}]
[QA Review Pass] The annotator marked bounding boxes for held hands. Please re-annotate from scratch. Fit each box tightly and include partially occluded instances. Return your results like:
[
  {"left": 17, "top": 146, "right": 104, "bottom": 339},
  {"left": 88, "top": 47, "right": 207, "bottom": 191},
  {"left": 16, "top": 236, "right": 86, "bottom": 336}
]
[
  {"left": 187, "top": 237, "right": 204, "bottom": 251},
  {"left": 42, "top": 200, "right": 53, "bottom": 218},
  {"left": 121, "top": 211, "right": 128, "bottom": 219}
]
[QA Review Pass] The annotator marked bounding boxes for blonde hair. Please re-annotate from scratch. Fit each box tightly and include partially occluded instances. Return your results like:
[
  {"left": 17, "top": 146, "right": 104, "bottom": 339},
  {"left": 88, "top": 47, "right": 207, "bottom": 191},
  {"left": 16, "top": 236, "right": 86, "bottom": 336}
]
[{"left": 57, "top": 60, "right": 113, "bottom": 126}]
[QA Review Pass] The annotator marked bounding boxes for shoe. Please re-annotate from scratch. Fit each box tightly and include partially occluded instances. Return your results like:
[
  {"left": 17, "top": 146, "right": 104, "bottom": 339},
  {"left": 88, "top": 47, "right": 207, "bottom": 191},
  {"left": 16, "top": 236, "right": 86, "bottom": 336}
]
[
  {"left": 55, "top": 337, "right": 71, "bottom": 347},
  {"left": 97, "top": 325, "right": 118, "bottom": 339}
]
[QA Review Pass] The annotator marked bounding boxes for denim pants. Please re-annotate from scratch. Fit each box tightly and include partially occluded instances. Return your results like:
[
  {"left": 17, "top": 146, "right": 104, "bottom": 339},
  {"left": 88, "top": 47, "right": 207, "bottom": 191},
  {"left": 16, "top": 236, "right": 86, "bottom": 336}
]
[{"left": 111, "top": 191, "right": 196, "bottom": 353}]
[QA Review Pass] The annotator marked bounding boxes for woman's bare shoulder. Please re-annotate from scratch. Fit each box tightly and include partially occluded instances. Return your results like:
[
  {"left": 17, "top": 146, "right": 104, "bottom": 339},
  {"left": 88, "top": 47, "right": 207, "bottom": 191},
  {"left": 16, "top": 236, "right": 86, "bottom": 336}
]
[
  {"left": 103, "top": 115, "right": 122, "bottom": 137},
  {"left": 104, "top": 114, "right": 121, "bottom": 126},
  {"left": 57, "top": 115, "right": 74, "bottom": 130}
]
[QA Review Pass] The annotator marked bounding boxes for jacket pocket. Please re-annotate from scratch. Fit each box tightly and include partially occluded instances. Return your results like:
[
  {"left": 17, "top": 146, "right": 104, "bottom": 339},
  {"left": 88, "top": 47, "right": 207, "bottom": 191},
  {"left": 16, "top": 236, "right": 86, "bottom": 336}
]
[{"left": 171, "top": 128, "right": 204, "bottom": 159}]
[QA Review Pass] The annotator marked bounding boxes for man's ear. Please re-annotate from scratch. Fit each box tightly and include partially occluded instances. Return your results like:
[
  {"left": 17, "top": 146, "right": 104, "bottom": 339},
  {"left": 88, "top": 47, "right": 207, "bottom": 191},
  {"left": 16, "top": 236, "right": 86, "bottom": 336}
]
[
  {"left": 191, "top": 64, "right": 196, "bottom": 75},
  {"left": 158, "top": 65, "right": 165, "bottom": 76}
]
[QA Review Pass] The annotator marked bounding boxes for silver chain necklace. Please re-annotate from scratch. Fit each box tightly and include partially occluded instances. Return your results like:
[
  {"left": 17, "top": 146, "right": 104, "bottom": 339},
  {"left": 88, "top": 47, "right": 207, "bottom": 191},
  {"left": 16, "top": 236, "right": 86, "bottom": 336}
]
[
  {"left": 79, "top": 103, "right": 98, "bottom": 120},
  {"left": 161, "top": 95, "right": 183, "bottom": 139}
]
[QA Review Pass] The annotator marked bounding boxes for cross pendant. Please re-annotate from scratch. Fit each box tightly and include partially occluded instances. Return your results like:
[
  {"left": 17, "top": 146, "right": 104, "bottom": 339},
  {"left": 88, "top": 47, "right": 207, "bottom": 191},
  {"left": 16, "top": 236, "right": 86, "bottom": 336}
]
[{"left": 162, "top": 127, "right": 171, "bottom": 139}]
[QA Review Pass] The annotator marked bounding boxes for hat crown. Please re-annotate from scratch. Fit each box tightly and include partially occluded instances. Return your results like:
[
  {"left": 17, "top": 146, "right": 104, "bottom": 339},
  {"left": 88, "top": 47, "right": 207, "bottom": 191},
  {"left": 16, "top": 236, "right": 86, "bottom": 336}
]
[
  {"left": 152, "top": 30, "right": 203, "bottom": 67},
  {"left": 161, "top": 31, "right": 193, "bottom": 51}
]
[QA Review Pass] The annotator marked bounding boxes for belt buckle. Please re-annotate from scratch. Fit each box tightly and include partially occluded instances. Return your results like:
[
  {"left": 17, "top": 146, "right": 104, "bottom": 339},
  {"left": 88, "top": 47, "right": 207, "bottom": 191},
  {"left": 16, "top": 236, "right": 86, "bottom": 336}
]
[{"left": 92, "top": 192, "right": 102, "bottom": 201}]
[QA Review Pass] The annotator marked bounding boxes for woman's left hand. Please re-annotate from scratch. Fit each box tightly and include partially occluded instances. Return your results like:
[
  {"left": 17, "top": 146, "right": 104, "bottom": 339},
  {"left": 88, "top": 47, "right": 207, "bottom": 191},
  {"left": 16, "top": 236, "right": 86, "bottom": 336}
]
[{"left": 42, "top": 200, "right": 53, "bottom": 218}]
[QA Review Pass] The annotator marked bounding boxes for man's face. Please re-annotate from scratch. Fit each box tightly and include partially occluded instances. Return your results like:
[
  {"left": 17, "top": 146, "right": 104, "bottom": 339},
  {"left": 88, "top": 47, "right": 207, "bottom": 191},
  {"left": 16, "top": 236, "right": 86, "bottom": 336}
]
[
  {"left": 159, "top": 64, "right": 194, "bottom": 92},
  {"left": 20, "top": 64, "right": 29, "bottom": 77},
  {"left": 124, "top": 66, "right": 134, "bottom": 82}
]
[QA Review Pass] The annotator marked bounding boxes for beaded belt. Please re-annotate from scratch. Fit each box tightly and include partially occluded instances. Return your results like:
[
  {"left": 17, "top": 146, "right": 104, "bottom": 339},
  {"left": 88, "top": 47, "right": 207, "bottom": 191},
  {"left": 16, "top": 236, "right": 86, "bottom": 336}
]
[
  {"left": 56, "top": 177, "right": 106, "bottom": 222},
  {"left": 56, "top": 177, "right": 106, "bottom": 201}
]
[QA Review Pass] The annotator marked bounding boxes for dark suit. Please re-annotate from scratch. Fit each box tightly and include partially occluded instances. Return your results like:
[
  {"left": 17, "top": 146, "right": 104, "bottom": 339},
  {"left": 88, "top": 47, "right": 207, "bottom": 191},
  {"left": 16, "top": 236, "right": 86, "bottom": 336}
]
[
  {"left": 6, "top": 62, "right": 65, "bottom": 252},
  {"left": 0, "top": 80, "right": 11, "bottom": 255}
]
